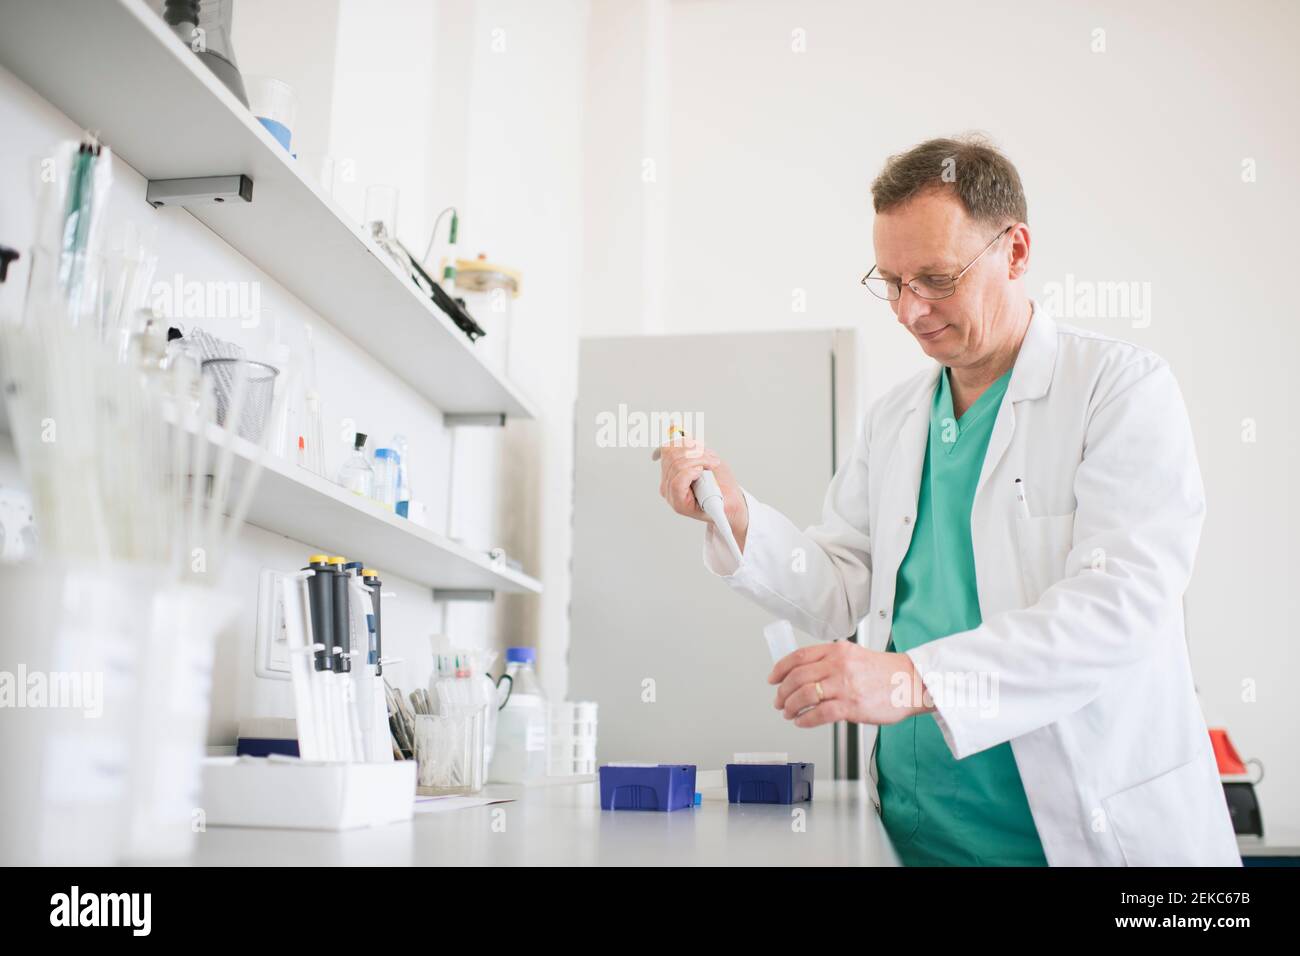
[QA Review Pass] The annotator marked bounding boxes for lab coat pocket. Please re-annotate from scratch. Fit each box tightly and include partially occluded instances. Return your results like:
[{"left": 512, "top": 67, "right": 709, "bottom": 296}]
[
  {"left": 1013, "top": 511, "right": 1075, "bottom": 605},
  {"left": 1101, "top": 757, "right": 1207, "bottom": 866}
]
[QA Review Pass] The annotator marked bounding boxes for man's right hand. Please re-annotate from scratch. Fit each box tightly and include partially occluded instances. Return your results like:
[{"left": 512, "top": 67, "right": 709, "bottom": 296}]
[{"left": 656, "top": 437, "right": 749, "bottom": 551}]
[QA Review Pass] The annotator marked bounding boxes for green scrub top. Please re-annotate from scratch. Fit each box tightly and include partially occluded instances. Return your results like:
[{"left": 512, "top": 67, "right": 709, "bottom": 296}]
[{"left": 877, "top": 366, "right": 1048, "bottom": 867}]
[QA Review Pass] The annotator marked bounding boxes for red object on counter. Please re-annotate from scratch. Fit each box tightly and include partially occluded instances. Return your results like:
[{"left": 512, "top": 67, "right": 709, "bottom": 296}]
[{"left": 1209, "top": 728, "right": 1248, "bottom": 776}]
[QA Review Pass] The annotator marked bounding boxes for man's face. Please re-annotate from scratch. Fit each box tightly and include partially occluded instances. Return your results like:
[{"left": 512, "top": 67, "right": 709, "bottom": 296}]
[{"left": 871, "top": 189, "right": 1022, "bottom": 367}]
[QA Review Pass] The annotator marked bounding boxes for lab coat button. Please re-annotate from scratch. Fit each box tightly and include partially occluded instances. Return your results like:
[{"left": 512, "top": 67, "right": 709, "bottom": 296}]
[
  {"left": 877, "top": 609, "right": 886, "bottom": 619},
  {"left": 903, "top": 515, "right": 912, "bottom": 525}
]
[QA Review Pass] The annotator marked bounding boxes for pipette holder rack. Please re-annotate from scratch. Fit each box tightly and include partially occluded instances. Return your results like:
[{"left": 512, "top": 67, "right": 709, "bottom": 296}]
[
  {"left": 599, "top": 764, "right": 696, "bottom": 811},
  {"left": 725, "top": 762, "right": 815, "bottom": 804}
]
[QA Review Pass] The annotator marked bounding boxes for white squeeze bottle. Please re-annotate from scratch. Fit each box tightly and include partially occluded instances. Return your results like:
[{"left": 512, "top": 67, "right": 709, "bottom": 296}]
[{"left": 490, "top": 647, "right": 548, "bottom": 783}]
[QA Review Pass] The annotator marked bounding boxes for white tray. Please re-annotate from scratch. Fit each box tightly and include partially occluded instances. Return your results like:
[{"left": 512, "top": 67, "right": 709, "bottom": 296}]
[{"left": 201, "top": 756, "right": 415, "bottom": 831}]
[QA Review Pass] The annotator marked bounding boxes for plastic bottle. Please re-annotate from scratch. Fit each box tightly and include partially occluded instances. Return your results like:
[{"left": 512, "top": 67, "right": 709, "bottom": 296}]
[
  {"left": 372, "top": 447, "right": 399, "bottom": 511},
  {"left": 489, "top": 648, "right": 548, "bottom": 783},
  {"left": 337, "top": 432, "right": 374, "bottom": 498},
  {"left": 391, "top": 433, "right": 411, "bottom": 517}
]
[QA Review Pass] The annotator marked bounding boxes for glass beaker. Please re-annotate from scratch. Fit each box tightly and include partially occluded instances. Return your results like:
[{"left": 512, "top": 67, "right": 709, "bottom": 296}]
[
  {"left": 245, "top": 76, "right": 297, "bottom": 153},
  {"left": 413, "top": 708, "right": 486, "bottom": 795}
]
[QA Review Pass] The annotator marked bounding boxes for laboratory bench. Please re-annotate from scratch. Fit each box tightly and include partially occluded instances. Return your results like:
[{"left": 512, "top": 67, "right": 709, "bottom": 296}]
[{"left": 190, "top": 779, "right": 901, "bottom": 866}]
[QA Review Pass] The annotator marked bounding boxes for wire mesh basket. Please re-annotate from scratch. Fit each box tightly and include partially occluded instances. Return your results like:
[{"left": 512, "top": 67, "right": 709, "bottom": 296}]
[{"left": 200, "top": 358, "right": 279, "bottom": 445}]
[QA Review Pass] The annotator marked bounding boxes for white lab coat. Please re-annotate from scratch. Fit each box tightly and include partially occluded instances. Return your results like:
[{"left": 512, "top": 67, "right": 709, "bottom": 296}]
[{"left": 703, "top": 301, "right": 1240, "bottom": 866}]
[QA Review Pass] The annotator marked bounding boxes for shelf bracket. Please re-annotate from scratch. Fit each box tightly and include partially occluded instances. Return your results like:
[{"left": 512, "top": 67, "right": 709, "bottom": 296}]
[
  {"left": 147, "top": 175, "right": 253, "bottom": 208},
  {"left": 444, "top": 413, "right": 506, "bottom": 428},
  {"left": 432, "top": 588, "right": 496, "bottom": 603}
]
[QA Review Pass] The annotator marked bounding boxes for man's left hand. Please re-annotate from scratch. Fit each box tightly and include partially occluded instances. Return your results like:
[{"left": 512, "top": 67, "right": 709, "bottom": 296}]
[{"left": 768, "top": 641, "right": 934, "bottom": 728}]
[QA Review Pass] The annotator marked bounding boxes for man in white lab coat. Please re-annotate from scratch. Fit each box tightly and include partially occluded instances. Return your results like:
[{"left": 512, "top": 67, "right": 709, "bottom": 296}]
[{"left": 658, "top": 136, "right": 1239, "bottom": 866}]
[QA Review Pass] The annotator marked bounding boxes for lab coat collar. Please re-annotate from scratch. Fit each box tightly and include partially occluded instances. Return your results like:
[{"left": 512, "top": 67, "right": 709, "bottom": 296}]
[
  {"left": 1007, "top": 298, "right": 1057, "bottom": 404},
  {"left": 902, "top": 298, "right": 1056, "bottom": 412}
]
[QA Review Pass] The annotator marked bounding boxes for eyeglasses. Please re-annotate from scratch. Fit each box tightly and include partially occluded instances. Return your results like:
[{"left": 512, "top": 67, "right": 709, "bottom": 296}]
[{"left": 861, "top": 225, "right": 1013, "bottom": 301}]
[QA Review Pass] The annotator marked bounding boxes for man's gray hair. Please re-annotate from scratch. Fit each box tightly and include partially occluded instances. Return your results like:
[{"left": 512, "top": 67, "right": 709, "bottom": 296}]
[{"left": 871, "top": 134, "right": 1028, "bottom": 227}]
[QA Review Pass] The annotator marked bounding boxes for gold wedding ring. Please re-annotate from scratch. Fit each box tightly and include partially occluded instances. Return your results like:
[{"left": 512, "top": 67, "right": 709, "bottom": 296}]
[{"left": 815, "top": 681, "right": 825, "bottom": 702}]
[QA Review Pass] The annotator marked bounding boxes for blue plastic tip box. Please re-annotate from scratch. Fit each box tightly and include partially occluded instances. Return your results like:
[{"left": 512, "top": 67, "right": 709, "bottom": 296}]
[
  {"left": 599, "top": 764, "right": 696, "bottom": 811},
  {"left": 725, "top": 762, "right": 814, "bottom": 804}
]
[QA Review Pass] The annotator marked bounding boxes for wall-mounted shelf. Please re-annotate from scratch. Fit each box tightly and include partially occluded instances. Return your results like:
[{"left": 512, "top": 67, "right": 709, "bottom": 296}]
[
  {"left": 205, "top": 422, "right": 541, "bottom": 595},
  {"left": 0, "top": 400, "right": 539, "bottom": 592},
  {"left": 0, "top": 0, "right": 536, "bottom": 420}
]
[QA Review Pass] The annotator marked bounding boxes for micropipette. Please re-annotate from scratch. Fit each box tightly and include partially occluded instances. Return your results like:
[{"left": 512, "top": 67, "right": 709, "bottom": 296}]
[{"left": 652, "top": 424, "right": 744, "bottom": 564}]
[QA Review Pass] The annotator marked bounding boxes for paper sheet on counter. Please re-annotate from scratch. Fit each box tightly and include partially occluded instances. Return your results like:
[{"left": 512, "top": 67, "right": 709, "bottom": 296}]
[{"left": 413, "top": 794, "right": 515, "bottom": 814}]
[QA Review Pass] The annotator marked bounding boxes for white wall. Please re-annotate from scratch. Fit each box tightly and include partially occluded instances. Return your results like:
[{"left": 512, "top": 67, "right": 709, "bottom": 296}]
[
  {"left": 580, "top": 0, "right": 1300, "bottom": 831},
  {"left": 454, "top": 0, "right": 591, "bottom": 701},
  {"left": 318, "top": 0, "right": 591, "bottom": 704}
]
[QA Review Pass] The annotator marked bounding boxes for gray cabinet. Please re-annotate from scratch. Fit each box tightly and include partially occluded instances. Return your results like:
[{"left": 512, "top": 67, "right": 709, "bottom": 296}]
[{"left": 570, "top": 329, "right": 862, "bottom": 775}]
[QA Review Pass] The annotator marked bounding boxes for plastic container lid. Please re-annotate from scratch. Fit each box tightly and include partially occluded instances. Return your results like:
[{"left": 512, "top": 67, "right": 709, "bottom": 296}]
[
  {"left": 506, "top": 647, "right": 536, "bottom": 663},
  {"left": 307, "top": 554, "right": 329, "bottom": 564},
  {"left": 327, "top": 556, "right": 347, "bottom": 566},
  {"left": 373, "top": 448, "right": 398, "bottom": 460}
]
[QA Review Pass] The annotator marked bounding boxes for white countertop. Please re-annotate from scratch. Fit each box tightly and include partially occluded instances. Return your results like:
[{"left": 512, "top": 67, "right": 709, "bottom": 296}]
[
  {"left": 191, "top": 779, "right": 901, "bottom": 866},
  {"left": 1238, "top": 826, "right": 1300, "bottom": 858}
]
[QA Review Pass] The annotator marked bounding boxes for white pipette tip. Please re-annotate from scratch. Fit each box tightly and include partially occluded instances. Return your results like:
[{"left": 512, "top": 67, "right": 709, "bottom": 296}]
[
  {"left": 734, "top": 752, "right": 789, "bottom": 765},
  {"left": 763, "top": 619, "right": 798, "bottom": 664}
]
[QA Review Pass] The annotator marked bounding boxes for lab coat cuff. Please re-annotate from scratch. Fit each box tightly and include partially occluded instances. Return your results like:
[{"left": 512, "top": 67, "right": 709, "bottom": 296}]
[
  {"left": 903, "top": 643, "right": 982, "bottom": 761},
  {"left": 702, "top": 488, "right": 759, "bottom": 578}
]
